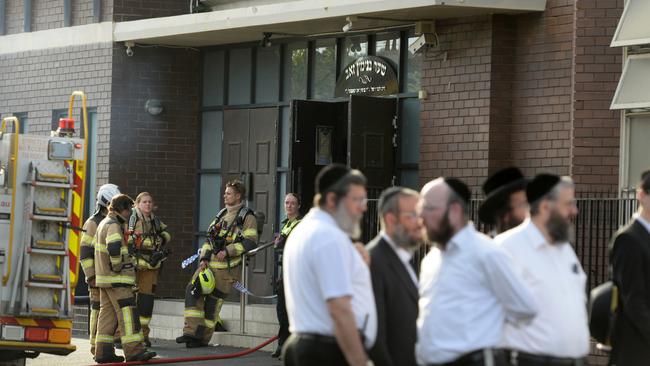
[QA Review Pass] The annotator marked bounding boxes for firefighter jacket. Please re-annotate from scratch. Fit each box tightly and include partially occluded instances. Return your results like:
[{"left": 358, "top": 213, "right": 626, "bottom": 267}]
[
  {"left": 274, "top": 216, "right": 302, "bottom": 251},
  {"left": 127, "top": 208, "right": 171, "bottom": 270},
  {"left": 94, "top": 212, "right": 136, "bottom": 288},
  {"left": 79, "top": 211, "right": 106, "bottom": 282},
  {"left": 200, "top": 203, "right": 258, "bottom": 269}
]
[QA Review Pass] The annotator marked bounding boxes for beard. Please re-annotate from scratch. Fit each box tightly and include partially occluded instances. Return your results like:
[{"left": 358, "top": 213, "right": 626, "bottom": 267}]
[
  {"left": 546, "top": 209, "right": 575, "bottom": 244},
  {"left": 427, "top": 208, "right": 454, "bottom": 248},
  {"left": 497, "top": 213, "right": 525, "bottom": 234},
  {"left": 393, "top": 224, "right": 420, "bottom": 249},
  {"left": 334, "top": 203, "right": 363, "bottom": 239}
]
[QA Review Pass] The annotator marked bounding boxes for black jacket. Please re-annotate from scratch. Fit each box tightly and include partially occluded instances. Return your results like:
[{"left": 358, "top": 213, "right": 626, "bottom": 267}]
[
  {"left": 610, "top": 218, "right": 650, "bottom": 366},
  {"left": 367, "top": 235, "right": 419, "bottom": 366}
]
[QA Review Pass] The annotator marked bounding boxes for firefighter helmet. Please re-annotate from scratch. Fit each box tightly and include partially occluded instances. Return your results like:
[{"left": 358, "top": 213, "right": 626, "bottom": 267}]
[
  {"left": 195, "top": 268, "right": 215, "bottom": 295},
  {"left": 97, "top": 184, "right": 121, "bottom": 208}
]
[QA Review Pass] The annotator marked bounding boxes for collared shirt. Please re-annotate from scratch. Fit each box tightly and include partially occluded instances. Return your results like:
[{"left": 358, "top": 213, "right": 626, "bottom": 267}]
[
  {"left": 633, "top": 213, "right": 650, "bottom": 235},
  {"left": 381, "top": 231, "right": 418, "bottom": 285},
  {"left": 283, "top": 208, "right": 377, "bottom": 348},
  {"left": 495, "top": 218, "right": 589, "bottom": 358},
  {"left": 416, "top": 223, "right": 537, "bottom": 364}
]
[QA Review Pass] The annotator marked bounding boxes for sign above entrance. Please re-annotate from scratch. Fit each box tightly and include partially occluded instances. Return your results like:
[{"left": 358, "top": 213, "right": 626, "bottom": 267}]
[{"left": 335, "top": 56, "right": 398, "bottom": 97}]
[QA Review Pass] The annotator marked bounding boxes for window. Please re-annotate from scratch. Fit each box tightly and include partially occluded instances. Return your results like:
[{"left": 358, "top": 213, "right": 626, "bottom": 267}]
[
  {"left": 311, "top": 39, "right": 337, "bottom": 100},
  {"left": 11, "top": 113, "right": 27, "bottom": 133},
  {"left": 341, "top": 36, "right": 368, "bottom": 70},
  {"left": 228, "top": 48, "right": 252, "bottom": 105},
  {"left": 283, "top": 42, "right": 308, "bottom": 101},
  {"left": 375, "top": 32, "right": 400, "bottom": 68},
  {"left": 256, "top": 46, "right": 281, "bottom": 103},
  {"left": 406, "top": 31, "right": 423, "bottom": 93}
]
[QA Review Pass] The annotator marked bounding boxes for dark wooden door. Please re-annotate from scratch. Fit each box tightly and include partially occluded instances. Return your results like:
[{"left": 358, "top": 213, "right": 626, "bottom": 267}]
[
  {"left": 290, "top": 100, "right": 347, "bottom": 209},
  {"left": 222, "top": 108, "right": 277, "bottom": 302}
]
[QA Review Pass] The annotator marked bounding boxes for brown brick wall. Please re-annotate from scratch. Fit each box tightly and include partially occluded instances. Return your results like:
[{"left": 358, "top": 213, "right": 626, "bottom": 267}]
[
  {"left": 0, "top": 43, "right": 113, "bottom": 184},
  {"left": 112, "top": 0, "right": 187, "bottom": 22},
  {"left": 510, "top": 0, "right": 575, "bottom": 178},
  {"left": 419, "top": 16, "right": 493, "bottom": 189},
  {"left": 572, "top": 0, "right": 623, "bottom": 193},
  {"left": 110, "top": 44, "right": 200, "bottom": 298}
]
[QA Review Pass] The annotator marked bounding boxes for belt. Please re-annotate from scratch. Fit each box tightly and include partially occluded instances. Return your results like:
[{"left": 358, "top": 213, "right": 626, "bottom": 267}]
[
  {"left": 506, "top": 350, "right": 584, "bottom": 366},
  {"left": 294, "top": 333, "right": 338, "bottom": 344},
  {"left": 429, "top": 348, "right": 503, "bottom": 366}
]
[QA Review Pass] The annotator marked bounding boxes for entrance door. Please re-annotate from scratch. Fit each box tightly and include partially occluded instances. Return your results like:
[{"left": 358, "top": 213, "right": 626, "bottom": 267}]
[
  {"left": 222, "top": 107, "right": 277, "bottom": 302},
  {"left": 290, "top": 100, "right": 347, "bottom": 207},
  {"left": 348, "top": 95, "right": 397, "bottom": 198},
  {"left": 624, "top": 115, "right": 650, "bottom": 195}
]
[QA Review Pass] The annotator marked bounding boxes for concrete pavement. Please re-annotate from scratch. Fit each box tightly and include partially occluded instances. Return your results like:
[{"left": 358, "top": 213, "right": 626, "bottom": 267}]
[{"left": 27, "top": 336, "right": 283, "bottom": 366}]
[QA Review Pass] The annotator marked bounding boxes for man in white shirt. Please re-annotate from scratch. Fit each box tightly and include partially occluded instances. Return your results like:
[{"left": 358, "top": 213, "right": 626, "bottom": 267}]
[
  {"left": 495, "top": 174, "right": 589, "bottom": 365},
  {"left": 282, "top": 164, "right": 377, "bottom": 366},
  {"left": 416, "top": 177, "right": 537, "bottom": 366},
  {"left": 367, "top": 187, "right": 422, "bottom": 366}
]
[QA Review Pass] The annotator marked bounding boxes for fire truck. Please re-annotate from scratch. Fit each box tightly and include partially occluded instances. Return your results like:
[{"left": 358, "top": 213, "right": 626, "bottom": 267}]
[{"left": 0, "top": 92, "right": 88, "bottom": 364}]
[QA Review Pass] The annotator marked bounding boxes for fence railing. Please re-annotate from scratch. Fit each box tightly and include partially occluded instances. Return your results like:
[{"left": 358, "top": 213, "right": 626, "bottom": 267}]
[{"left": 361, "top": 196, "right": 639, "bottom": 291}]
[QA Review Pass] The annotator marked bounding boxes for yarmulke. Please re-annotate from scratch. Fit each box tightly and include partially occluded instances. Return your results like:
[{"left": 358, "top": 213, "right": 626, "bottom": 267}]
[
  {"left": 378, "top": 186, "right": 403, "bottom": 210},
  {"left": 479, "top": 167, "right": 528, "bottom": 225},
  {"left": 444, "top": 177, "right": 471, "bottom": 204},
  {"left": 526, "top": 174, "right": 560, "bottom": 204},
  {"left": 315, "top": 164, "right": 350, "bottom": 195}
]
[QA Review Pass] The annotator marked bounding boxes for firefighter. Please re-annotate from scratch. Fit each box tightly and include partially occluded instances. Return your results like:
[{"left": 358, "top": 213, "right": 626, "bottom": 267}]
[
  {"left": 176, "top": 180, "right": 258, "bottom": 348},
  {"left": 94, "top": 194, "right": 156, "bottom": 363},
  {"left": 129, "top": 192, "right": 172, "bottom": 347},
  {"left": 79, "top": 183, "right": 121, "bottom": 357}
]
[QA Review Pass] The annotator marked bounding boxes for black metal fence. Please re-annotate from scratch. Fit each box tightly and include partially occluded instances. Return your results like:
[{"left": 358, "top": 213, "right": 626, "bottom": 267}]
[{"left": 361, "top": 195, "right": 639, "bottom": 291}]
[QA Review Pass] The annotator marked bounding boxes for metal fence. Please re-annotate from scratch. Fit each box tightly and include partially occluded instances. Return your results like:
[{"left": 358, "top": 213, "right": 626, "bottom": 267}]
[{"left": 361, "top": 195, "right": 639, "bottom": 291}]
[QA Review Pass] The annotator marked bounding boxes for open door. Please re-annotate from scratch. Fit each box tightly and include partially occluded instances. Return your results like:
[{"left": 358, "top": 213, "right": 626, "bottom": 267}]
[
  {"left": 290, "top": 100, "right": 347, "bottom": 209},
  {"left": 348, "top": 95, "right": 397, "bottom": 198}
]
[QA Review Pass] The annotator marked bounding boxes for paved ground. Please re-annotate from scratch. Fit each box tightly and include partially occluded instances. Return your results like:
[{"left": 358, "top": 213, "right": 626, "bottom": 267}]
[{"left": 27, "top": 336, "right": 283, "bottom": 366}]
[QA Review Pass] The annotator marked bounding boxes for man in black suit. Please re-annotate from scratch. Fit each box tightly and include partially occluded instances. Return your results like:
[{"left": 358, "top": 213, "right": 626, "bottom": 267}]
[
  {"left": 610, "top": 169, "right": 650, "bottom": 366},
  {"left": 368, "top": 187, "right": 422, "bottom": 366},
  {"left": 610, "top": 170, "right": 650, "bottom": 366}
]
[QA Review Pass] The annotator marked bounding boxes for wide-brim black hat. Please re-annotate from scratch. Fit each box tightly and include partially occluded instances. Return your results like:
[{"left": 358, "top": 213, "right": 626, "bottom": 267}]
[{"left": 478, "top": 167, "right": 528, "bottom": 225}]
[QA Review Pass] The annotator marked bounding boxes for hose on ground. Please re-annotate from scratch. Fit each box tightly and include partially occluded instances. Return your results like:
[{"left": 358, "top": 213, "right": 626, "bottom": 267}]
[{"left": 89, "top": 335, "right": 278, "bottom": 366}]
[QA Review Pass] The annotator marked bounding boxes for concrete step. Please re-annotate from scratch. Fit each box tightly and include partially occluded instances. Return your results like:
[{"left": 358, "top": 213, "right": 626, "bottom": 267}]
[{"left": 148, "top": 299, "right": 278, "bottom": 352}]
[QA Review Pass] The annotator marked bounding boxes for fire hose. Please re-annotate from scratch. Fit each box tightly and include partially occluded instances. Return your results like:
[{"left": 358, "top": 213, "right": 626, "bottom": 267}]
[{"left": 89, "top": 335, "right": 278, "bottom": 366}]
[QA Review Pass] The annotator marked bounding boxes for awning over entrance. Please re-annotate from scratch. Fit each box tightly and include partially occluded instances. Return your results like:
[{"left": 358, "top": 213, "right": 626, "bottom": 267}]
[
  {"left": 610, "top": 0, "right": 650, "bottom": 47},
  {"left": 113, "top": 0, "right": 547, "bottom": 47},
  {"left": 611, "top": 54, "right": 650, "bottom": 110}
]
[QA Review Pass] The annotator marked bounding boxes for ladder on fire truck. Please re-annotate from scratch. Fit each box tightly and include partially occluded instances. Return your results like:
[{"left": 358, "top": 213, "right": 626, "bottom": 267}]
[{"left": 8, "top": 159, "right": 75, "bottom": 317}]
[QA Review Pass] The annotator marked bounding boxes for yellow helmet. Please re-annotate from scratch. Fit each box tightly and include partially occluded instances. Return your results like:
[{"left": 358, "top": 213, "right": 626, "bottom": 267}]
[{"left": 195, "top": 268, "right": 215, "bottom": 295}]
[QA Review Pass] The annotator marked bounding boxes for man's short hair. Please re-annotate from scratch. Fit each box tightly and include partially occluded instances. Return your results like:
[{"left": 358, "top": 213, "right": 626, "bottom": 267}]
[
  {"left": 378, "top": 187, "right": 419, "bottom": 230},
  {"left": 226, "top": 179, "right": 246, "bottom": 198},
  {"left": 109, "top": 194, "right": 134, "bottom": 213}
]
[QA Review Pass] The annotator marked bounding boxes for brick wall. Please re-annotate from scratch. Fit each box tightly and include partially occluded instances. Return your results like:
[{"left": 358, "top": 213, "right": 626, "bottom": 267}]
[
  {"left": 32, "top": 0, "right": 63, "bottom": 31},
  {"left": 110, "top": 44, "right": 200, "bottom": 298},
  {"left": 0, "top": 43, "right": 113, "bottom": 184},
  {"left": 72, "top": 0, "right": 114, "bottom": 26},
  {"left": 4, "top": 0, "right": 113, "bottom": 35},
  {"left": 6, "top": 0, "right": 23, "bottom": 34},
  {"left": 419, "top": 16, "right": 493, "bottom": 189},
  {"left": 510, "top": 1, "right": 575, "bottom": 178},
  {"left": 572, "top": 0, "right": 623, "bottom": 193},
  {"left": 112, "top": 0, "right": 187, "bottom": 22}
]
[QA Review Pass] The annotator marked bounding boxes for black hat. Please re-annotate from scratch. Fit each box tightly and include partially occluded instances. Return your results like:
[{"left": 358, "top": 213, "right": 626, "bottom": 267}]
[
  {"left": 443, "top": 177, "right": 471, "bottom": 204},
  {"left": 478, "top": 167, "right": 528, "bottom": 225},
  {"left": 526, "top": 174, "right": 560, "bottom": 204},
  {"left": 315, "top": 164, "right": 350, "bottom": 195}
]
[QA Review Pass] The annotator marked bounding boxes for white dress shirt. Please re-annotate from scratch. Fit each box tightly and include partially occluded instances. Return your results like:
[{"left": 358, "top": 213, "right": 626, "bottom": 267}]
[
  {"left": 495, "top": 218, "right": 589, "bottom": 358},
  {"left": 283, "top": 208, "right": 377, "bottom": 348},
  {"left": 381, "top": 231, "right": 418, "bottom": 285},
  {"left": 633, "top": 213, "right": 650, "bottom": 235},
  {"left": 416, "top": 223, "right": 538, "bottom": 364}
]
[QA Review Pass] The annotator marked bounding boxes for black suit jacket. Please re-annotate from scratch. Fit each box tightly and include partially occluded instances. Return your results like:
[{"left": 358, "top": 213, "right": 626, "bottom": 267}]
[
  {"left": 610, "top": 219, "right": 650, "bottom": 366},
  {"left": 367, "top": 235, "right": 419, "bottom": 366}
]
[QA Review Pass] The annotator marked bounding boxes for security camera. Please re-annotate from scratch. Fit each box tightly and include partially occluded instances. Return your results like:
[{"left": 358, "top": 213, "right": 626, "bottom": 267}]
[
  {"left": 125, "top": 41, "right": 135, "bottom": 57},
  {"left": 408, "top": 33, "right": 438, "bottom": 54},
  {"left": 342, "top": 16, "right": 357, "bottom": 33}
]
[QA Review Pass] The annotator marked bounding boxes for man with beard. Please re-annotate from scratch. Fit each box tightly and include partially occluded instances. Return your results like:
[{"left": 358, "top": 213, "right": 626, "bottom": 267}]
[
  {"left": 608, "top": 170, "right": 650, "bottom": 366},
  {"left": 479, "top": 167, "right": 529, "bottom": 236},
  {"left": 495, "top": 174, "right": 589, "bottom": 365},
  {"left": 282, "top": 164, "right": 377, "bottom": 366},
  {"left": 416, "top": 177, "right": 537, "bottom": 366},
  {"left": 367, "top": 187, "right": 422, "bottom": 366}
]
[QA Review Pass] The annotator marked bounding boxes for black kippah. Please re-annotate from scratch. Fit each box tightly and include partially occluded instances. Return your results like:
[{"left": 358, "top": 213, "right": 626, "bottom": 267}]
[
  {"left": 378, "top": 186, "right": 403, "bottom": 210},
  {"left": 526, "top": 174, "right": 560, "bottom": 204},
  {"left": 444, "top": 177, "right": 471, "bottom": 204},
  {"left": 315, "top": 164, "right": 350, "bottom": 195}
]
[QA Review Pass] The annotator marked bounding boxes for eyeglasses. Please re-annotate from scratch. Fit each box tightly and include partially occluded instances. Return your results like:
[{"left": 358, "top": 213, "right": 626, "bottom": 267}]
[{"left": 348, "top": 195, "right": 368, "bottom": 206}]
